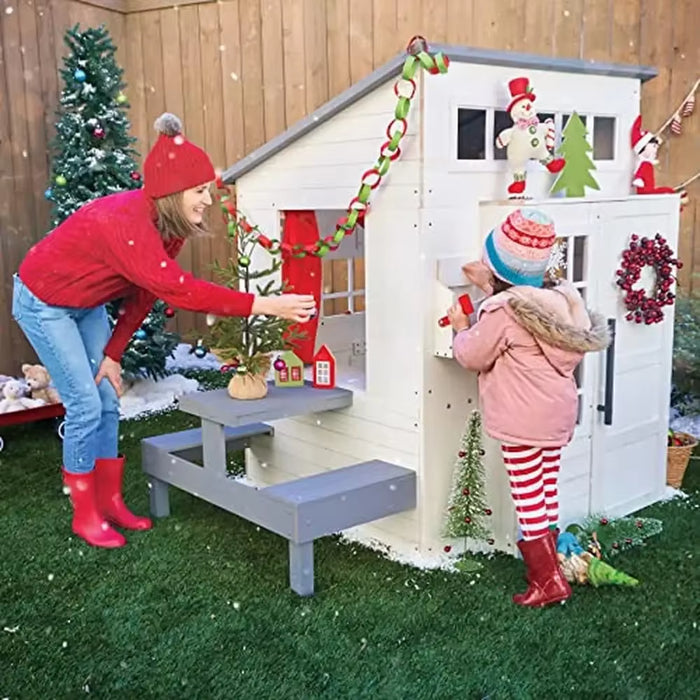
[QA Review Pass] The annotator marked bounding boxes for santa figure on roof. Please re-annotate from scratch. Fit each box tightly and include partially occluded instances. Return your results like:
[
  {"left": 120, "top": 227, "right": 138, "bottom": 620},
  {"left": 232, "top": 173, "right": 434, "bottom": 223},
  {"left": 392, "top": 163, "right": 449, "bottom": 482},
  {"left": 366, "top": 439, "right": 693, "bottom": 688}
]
[{"left": 630, "top": 115, "right": 688, "bottom": 208}]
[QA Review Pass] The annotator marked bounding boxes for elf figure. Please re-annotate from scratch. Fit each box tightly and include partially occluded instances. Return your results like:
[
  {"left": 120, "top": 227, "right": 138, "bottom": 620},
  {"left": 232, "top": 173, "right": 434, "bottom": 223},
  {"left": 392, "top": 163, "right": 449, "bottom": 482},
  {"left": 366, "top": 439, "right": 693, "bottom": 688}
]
[
  {"left": 630, "top": 115, "right": 688, "bottom": 208},
  {"left": 496, "top": 77, "right": 566, "bottom": 197}
]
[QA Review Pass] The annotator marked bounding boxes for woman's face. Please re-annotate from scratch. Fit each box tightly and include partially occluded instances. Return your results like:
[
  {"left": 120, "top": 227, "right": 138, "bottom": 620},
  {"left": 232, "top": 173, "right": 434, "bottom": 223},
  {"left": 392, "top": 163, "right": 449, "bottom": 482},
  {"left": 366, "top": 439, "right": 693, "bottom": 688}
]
[{"left": 181, "top": 182, "right": 213, "bottom": 225}]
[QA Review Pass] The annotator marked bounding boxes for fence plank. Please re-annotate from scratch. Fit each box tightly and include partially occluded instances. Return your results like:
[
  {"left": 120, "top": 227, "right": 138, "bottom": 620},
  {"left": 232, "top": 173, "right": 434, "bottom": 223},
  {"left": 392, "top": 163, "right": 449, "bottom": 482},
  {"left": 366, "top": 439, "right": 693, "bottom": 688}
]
[
  {"left": 260, "top": 0, "right": 286, "bottom": 140},
  {"left": 326, "top": 0, "right": 351, "bottom": 97},
  {"left": 304, "top": 0, "right": 329, "bottom": 112},
  {"left": 282, "top": 0, "right": 306, "bottom": 126},
  {"left": 349, "top": 0, "right": 373, "bottom": 83},
  {"left": 218, "top": 0, "right": 245, "bottom": 165},
  {"left": 240, "top": 0, "right": 266, "bottom": 152}
]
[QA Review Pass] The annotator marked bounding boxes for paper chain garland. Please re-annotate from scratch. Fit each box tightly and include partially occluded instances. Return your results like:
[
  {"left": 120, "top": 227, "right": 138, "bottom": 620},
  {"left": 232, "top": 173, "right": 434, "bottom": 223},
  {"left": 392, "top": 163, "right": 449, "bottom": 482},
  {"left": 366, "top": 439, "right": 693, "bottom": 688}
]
[
  {"left": 615, "top": 234, "right": 682, "bottom": 325},
  {"left": 213, "top": 36, "right": 449, "bottom": 259}
]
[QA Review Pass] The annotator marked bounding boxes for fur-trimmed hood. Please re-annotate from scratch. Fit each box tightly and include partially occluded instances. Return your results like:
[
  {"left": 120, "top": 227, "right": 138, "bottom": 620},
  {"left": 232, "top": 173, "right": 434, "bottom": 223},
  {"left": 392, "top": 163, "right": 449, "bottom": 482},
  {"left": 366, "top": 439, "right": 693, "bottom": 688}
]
[{"left": 479, "top": 279, "right": 610, "bottom": 364}]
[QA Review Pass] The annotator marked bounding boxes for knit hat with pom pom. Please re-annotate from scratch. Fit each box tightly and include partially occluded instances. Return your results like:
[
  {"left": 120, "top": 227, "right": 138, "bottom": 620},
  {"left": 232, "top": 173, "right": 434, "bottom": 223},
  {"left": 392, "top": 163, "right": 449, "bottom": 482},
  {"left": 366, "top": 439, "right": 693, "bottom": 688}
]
[{"left": 143, "top": 113, "right": 216, "bottom": 199}]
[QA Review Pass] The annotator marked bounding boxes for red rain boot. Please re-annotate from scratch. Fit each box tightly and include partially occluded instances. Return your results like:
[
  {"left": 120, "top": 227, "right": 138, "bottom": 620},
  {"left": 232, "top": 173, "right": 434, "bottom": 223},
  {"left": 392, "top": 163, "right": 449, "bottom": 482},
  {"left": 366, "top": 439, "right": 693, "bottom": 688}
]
[
  {"left": 546, "top": 158, "right": 565, "bottom": 174},
  {"left": 508, "top": 180, "right": 526, "bottom": 195},
  {"left": 95, "top": 455, "right": 152, "bottom": 531},
  {"left": 524, "top": 528, "right": 559, "bottom": 582},
  {"left": 62, "top": 469, "right": 126, "bottom": 548},
  {"left": 513, "top": 534, "right": 571, "bottom": 607}
]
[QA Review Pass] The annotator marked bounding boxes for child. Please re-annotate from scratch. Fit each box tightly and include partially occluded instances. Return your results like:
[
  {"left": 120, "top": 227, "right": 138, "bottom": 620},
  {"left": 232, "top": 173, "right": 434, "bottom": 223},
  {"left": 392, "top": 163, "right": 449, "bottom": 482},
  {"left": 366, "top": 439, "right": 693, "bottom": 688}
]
[{"left": 447, "top": 208, "right": 609, "bottom": 607}]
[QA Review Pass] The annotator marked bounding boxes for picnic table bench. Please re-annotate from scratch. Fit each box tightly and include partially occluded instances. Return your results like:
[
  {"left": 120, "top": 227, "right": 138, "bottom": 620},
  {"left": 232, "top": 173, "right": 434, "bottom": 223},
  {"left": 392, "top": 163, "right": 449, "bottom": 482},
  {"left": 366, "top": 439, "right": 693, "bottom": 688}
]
[{"left": 141, "top": 382, "right": 416, "bottom": 595}]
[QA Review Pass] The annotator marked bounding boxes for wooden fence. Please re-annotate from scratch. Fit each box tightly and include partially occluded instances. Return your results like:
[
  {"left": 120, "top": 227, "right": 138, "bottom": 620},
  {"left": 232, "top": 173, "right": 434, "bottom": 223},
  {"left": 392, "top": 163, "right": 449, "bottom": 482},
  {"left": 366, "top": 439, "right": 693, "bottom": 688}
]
[{"left": 1, "top": 0, "right": 698, "bottom": 375}]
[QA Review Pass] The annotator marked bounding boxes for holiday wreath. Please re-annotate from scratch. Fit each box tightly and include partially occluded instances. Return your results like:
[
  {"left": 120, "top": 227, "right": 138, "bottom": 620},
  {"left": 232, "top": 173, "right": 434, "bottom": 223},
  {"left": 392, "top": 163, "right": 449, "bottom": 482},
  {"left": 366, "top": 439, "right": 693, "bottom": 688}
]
[{"left": 615, "top": 234, "right": 682, "bottom": 324}]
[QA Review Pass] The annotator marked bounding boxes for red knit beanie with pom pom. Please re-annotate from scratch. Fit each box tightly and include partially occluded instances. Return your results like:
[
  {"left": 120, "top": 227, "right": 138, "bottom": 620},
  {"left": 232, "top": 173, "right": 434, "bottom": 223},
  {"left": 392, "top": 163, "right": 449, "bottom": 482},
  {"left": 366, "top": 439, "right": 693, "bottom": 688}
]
[{"left": 143, "top": 113, "right": 216, "bottom": 199}]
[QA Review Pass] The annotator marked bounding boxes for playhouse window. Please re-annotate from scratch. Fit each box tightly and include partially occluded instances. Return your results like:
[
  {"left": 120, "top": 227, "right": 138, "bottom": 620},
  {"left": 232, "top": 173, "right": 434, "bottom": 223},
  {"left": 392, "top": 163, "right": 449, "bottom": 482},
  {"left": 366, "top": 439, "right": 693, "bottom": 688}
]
[
  {"left": 593, "top": 117, "right": 615, "bottom": 160},
  {"left": 457, "top": 108, "right": 486, "bottom": 159},
  {"left": 322, "top": 257, "right": 365, "bottom": 317},
  {"left": 316, "top": 361, "right": 331, "bottom": 385}
]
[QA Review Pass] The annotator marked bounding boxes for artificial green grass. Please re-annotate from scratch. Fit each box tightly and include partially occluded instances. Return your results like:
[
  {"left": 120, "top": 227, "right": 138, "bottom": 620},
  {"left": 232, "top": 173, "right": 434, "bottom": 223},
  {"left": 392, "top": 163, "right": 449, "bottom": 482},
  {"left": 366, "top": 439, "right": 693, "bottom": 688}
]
[{"left": 1, "top": 408, "right": 699, "bottom": 699}]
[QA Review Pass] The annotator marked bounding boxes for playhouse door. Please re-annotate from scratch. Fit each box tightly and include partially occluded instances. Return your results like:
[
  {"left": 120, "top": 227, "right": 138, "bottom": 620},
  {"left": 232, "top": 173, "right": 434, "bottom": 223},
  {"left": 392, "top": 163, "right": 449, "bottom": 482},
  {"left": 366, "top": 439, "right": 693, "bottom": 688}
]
[{"left": 588, "top": 197, "right": 680, "bottom": 516}]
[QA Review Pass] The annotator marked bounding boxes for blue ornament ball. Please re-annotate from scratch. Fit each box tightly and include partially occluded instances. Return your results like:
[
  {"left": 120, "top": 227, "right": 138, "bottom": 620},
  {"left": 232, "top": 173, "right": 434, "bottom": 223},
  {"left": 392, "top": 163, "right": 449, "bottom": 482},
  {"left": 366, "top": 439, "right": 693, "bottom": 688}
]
[
  {"left": 194, "top": 346, "right": 207, "bottom": 359},
  {"left": 74, "top": 68, "right": 87, "bottom": 82},
  {"left": 44, "top": 188, "right": 53, "bottom": 200},
  {"left": 135, "top": 329, "right": 147, "bottom": 339}
]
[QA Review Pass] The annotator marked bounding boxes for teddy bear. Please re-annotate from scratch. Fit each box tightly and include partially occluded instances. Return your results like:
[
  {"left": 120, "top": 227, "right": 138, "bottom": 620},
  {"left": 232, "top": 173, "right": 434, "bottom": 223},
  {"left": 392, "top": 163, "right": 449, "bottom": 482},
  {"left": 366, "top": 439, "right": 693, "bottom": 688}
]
[
  {"left": 0, "top": 379, "right": 46, "bottom": 414},
  {"left": 21, "top": 364, "right": 61, "bottom": 404}
]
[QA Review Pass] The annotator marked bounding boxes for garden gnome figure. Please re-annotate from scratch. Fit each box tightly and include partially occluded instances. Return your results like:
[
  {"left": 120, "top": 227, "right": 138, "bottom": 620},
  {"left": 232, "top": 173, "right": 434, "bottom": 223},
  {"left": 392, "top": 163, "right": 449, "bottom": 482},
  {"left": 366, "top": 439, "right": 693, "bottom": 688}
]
[
  {"left": 630, "top": 115, "right": 688, "bottom": 208},
  {"left": 496, "top": 77, "right": 565, "bottom": 197}
]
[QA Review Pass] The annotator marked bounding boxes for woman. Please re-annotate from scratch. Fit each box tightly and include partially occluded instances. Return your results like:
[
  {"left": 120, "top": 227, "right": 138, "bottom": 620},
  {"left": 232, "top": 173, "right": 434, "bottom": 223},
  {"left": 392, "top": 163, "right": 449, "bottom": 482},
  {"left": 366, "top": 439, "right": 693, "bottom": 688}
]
[{"left": 12, "top": 113, "right": 315, "bottom": 550}]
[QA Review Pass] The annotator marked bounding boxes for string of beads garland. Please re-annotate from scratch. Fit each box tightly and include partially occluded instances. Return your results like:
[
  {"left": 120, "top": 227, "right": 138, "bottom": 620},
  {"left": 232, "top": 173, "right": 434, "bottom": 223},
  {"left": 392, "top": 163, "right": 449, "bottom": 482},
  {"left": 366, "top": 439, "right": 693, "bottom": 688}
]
[
  {"left": 213, "top": 36, "right": 449, "bottom": 260},
  {"left": 615, "top": 234, "right": 682, "bottom": 325}
]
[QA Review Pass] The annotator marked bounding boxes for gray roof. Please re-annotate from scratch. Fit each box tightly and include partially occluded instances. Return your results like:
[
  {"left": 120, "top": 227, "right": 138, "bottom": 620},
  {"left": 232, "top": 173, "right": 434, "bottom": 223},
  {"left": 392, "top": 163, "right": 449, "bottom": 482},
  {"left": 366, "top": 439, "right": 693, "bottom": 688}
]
[{"left": 223, "top": 43, "right": 657, "bottom": 183}]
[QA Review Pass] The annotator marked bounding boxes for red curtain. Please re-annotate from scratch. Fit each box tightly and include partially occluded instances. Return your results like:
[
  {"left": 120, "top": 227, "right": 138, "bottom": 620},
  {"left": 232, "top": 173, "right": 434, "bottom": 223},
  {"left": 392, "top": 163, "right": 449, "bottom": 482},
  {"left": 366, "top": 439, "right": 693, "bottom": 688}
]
[{"left": 281, "top": 211, "right": 322, "bottom": 363}]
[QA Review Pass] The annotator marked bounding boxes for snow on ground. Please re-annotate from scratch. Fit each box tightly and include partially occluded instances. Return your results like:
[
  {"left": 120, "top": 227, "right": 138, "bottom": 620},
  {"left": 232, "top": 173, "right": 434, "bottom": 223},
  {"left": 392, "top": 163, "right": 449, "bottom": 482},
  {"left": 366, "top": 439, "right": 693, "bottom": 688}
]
[
  {"left": 119, "top": 373, "right": 200, "bottom": 420},
  {"left": 670, "top": 412, "right": 700, "bottom": 439},
  {"left": 165, "top": 343, "right": 222, "bottom": 371}
]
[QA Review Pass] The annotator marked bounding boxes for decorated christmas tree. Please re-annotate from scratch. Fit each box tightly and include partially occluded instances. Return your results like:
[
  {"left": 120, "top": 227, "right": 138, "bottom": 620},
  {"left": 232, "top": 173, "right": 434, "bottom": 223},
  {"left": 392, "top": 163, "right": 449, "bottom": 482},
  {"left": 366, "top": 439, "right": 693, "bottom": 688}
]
[
  {"left": 550, "top": 112, "right": 600, "bottom": 197},
  {"left": 200, "top": 183, "right": 305, "bottom": 390},
  {"left": 46, "top": 24, "right": 179, "bottom": 380},
  {"left": 444, "top": 410, "right": 493, "bottom": 543}
]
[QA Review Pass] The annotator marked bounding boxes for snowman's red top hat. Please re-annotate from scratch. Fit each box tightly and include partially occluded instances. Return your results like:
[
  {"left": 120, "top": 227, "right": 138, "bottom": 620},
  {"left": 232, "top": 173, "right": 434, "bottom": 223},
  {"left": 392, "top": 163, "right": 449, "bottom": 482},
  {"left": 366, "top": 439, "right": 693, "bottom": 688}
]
[{"left": 507, "top": 77, "right": 536, "bottom": 113}]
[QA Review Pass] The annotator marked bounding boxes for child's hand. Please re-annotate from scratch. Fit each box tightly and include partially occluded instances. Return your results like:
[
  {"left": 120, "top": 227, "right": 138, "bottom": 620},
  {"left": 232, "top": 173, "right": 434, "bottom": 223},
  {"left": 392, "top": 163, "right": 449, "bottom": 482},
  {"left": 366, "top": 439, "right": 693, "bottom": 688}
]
[
  {"left": 462, "top": 261, "right": 494, "bottom": 296},
  {"left": 447, "top": 302, "right": 471, "bottom": 332}
]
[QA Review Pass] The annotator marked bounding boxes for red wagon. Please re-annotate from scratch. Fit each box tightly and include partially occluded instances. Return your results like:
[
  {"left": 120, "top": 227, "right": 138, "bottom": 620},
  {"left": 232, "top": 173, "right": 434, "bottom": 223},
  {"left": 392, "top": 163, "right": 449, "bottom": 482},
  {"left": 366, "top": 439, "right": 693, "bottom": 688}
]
[{"left": 0, "top": 403, "right": 66, "bottom": 452}]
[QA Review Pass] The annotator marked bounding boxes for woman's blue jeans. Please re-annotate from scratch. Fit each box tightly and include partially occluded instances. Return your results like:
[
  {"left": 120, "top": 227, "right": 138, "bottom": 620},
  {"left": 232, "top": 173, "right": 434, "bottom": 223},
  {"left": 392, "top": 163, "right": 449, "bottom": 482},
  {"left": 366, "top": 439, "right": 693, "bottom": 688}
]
[{"left": 11, "top": 274, "right": 119, "bottom": 474}]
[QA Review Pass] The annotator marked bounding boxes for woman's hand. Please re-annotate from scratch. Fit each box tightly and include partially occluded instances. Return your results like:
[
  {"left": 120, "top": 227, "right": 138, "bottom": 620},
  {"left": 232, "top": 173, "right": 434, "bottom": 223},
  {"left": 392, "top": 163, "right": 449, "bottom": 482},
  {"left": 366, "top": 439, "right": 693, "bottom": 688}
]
[
  {"left": 447, "top": 302, "right": 471, "bottom": 332},
  {"left": 462, "top": 260, "right": 495, "bottom": 296},
  {"left": 252, "top": 294, "right": 316, "bottom": 322},
  {"left": 95, "top": 356, "right": 123, "bottom": 397}
]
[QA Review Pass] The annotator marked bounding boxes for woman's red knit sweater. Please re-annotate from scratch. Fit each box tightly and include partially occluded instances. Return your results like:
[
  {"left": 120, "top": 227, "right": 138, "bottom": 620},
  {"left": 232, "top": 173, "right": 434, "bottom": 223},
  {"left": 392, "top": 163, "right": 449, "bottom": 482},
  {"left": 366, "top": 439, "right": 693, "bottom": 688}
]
[{"left": 19, "top": 189, "right": 254, "bottom": 362}]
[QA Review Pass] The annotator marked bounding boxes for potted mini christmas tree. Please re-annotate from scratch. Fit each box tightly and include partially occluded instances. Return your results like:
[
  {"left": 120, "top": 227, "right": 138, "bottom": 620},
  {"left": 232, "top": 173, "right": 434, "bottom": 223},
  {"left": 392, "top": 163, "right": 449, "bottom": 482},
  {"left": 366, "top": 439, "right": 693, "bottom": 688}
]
[
  {"left": 47, "top": 24, "right": 179, "bottom": 381},
  {"left": 201, "top": 184, "right": 305, "bottom": 400}
]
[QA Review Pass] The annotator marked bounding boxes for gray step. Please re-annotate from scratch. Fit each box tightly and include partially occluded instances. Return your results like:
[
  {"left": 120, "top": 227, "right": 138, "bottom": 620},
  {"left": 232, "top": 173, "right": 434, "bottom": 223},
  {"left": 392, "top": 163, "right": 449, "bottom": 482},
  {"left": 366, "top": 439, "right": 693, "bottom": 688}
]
[{"left": 262, "top": 460, "right": 416, "bottom": 542}]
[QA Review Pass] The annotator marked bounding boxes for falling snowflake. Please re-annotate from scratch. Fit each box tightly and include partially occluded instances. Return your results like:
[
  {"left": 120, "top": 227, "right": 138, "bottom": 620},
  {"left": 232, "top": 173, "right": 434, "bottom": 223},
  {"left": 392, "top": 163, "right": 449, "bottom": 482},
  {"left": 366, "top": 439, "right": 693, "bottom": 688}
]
[
  {"left": 5, "top": 7, "right": 14, "bottom": 15},
  {"left": 232, "top": 601, "right": 241, "bottom": 610},
  {"left": 230, "top": 72, "right": 239, "bottom": 81}
]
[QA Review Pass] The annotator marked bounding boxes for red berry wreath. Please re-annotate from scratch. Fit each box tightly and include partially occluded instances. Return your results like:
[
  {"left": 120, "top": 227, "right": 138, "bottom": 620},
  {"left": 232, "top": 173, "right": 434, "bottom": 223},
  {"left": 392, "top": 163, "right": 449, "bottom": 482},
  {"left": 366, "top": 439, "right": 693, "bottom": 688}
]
[{"left": 615, "top": 234, "right": 682, "bottom": 325}]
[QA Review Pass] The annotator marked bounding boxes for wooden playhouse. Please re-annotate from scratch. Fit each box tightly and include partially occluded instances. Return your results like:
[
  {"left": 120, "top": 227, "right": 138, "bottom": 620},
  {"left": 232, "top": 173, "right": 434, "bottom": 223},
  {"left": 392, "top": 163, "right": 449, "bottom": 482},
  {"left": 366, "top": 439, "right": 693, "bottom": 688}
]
[{"left": 221, "top": 44, "right": 680, "bottom": 561}]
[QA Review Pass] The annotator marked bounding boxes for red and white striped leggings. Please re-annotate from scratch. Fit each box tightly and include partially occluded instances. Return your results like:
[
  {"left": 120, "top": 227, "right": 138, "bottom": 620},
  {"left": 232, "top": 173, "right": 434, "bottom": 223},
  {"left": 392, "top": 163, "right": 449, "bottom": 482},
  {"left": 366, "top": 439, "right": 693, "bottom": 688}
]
[{"left": 501, "top": 444, "right": 561, "bottom": 541}]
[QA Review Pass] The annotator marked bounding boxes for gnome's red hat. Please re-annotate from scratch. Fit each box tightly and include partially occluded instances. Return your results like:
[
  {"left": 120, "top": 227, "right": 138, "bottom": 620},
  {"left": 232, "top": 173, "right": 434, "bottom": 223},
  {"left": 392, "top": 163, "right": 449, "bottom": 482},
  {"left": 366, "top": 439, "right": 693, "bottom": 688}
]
[
  {"left": 143, "top": 113, "right": 216, "bottom": 199},
  {"left": 630, "top": 115, "right": 655, "bottom": 155},
  {"left": 506, "top": 77, "right": 536, "bottom": 113}
]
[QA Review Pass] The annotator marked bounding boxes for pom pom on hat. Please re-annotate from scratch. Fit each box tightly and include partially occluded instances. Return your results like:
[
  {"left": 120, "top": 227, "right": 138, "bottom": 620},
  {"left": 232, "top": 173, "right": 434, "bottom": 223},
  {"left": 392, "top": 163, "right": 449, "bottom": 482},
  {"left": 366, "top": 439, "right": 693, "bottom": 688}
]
[
  {"left": 143, "top": 112, "right": 215, "bottom": 199},
  {"left": 153, "top": 112, "right": 183, "bottom": 137}
]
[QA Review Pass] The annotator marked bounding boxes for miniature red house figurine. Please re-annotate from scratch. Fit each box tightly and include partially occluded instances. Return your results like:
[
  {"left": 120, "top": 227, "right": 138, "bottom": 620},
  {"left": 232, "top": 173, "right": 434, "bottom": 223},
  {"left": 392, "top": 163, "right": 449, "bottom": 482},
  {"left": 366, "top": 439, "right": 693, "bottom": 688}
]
[{"left": 312, "top": 345, "right": 336, "bottom": 389}]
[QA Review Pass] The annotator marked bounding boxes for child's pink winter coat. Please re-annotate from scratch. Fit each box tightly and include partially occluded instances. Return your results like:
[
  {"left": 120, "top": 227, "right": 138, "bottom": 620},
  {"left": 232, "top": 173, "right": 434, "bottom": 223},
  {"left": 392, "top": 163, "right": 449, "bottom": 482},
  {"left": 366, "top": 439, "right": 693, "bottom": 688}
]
[{"left": 452, "top": 280, "right": 609, "bottom": 448}]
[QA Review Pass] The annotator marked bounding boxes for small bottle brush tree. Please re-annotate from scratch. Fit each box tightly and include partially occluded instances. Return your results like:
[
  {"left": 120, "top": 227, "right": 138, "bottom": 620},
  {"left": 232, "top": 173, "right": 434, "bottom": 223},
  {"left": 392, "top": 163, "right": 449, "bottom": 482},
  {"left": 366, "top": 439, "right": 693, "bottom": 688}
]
[
  {"left": 47, "top": 24, "right": 179, "bottom": 380},
  {"left": 444, "top": 410, "right": 493, "bottom": 545},
  {"left": 550, "top": 112, "right": 600, "bottom": 198},
  {"left": 202, "top": 184, "right": 305, "bottom": 378}
]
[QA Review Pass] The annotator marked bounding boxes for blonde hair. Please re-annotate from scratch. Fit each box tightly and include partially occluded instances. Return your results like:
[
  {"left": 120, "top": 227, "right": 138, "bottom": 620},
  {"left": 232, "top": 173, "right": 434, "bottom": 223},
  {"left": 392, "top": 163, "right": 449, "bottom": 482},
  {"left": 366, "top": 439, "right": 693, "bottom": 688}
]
[{"left": 153, "top": 191, "right": 210, "bottom": 242}]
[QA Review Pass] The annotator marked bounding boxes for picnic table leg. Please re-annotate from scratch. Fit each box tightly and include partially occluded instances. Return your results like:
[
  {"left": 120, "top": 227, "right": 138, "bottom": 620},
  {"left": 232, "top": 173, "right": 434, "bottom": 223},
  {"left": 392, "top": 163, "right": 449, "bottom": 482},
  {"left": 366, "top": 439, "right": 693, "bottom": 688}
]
[
  {"left": 201, "top": 418, "right": 226, "bottom": 474},
  {"left": 149, "top": 477, "right": 170, "bottom": 518},
  {"left": 289, "top": 541, "right": 315, "bottom": 596}
]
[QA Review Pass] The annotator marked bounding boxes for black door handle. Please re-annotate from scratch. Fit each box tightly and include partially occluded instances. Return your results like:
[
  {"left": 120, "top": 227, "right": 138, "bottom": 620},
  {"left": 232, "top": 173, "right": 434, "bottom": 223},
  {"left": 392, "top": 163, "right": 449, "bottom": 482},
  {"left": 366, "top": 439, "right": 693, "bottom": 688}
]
[{"left": 596, "top": 318, "right": 616, "bottom": 426}]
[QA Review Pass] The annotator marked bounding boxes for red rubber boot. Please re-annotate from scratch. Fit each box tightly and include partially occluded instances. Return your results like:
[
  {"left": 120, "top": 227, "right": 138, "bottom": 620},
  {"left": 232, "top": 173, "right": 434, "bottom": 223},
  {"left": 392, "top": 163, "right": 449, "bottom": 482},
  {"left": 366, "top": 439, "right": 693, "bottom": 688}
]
[
  {"left": 546, "top": 158, "right": 566, "bottom": 173},
  {"left": 95, "top": 455, "right": 152, "bottom": 530},
  {"left": 513, "top": 534, "right": 571, "bottom": 607},
  {"left": 508, "top": 180, "right": 526, "bottom": 195},
  {"left": 62, "top": 469, "right": 126, "bottom": 548}
]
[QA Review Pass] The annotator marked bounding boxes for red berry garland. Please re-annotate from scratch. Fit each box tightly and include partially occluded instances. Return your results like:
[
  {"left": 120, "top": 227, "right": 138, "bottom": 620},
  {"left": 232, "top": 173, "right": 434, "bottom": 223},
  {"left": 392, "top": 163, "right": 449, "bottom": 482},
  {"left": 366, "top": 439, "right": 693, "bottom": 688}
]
[{"left": 615, "top": 234, "right": 682, "bottom": 325}]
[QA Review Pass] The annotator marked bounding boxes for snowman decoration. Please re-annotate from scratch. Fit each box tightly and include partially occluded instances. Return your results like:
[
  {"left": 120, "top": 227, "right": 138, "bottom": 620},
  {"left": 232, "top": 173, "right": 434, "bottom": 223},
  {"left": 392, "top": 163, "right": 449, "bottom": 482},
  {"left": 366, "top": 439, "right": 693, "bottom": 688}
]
[{"left": 496, "top": 77, "right": 565, "bottom": 197}]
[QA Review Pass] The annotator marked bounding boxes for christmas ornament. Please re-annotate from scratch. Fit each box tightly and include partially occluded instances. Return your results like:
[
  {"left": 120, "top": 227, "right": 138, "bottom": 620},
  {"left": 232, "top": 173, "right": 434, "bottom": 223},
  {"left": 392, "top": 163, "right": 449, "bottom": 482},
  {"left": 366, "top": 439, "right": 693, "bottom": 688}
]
[
  {"left": 238, "top": 256, "right": 250, "bottom": 267},
  {"left": 116, "top": 92, "right": 128, "bottom": 104},
  {"left": 273, "top": 357, "right": 286, "bottom": 372},
  {"left": 195, "top": 346, "right": 207, "bottom": 359},
  {"left": 130, "top": 171, "right": 141, "bottom": 181},
  {"left": 236, "top": 364, "right": 248, "bottom": 374},
  {"left": 164, "top": 307, "right": 175, "bottom": 318},
  {"left": 93, "top": 126, "right": 105, "bottom": 139},
  {"left": 495, "top": 76, "right": 565, "bottom": 198},
  {"left": 615, "top": 233, "right": 681, "bottom": 325},
  {"left": 44, "top": 188, "right": 53, "bottom": 200},
  {"left": 55, "top": 175, "right": 67, "bottom": 186},
  {"left": 550, "top": 112, "right": 600, "bottom": 197},
  {"left": 670, "top": 113, "right": 682, "bottom": 135},
  {"left": 135, "top": 329, "right": 147, "bottom": 339},
  {"left": 631, "top": 115, "right": 688, "bottom": 208},
  {"left": 74, "top": 68, "right": 87, "bottom": 82}
]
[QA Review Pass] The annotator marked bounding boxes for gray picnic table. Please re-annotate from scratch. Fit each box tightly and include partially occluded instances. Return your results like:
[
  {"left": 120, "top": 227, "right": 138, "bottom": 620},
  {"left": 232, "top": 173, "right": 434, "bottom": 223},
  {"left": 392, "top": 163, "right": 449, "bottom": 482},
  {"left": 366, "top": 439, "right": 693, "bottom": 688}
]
[{"left": 141, "top": 381, "right": 416, "bottom": 596}]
